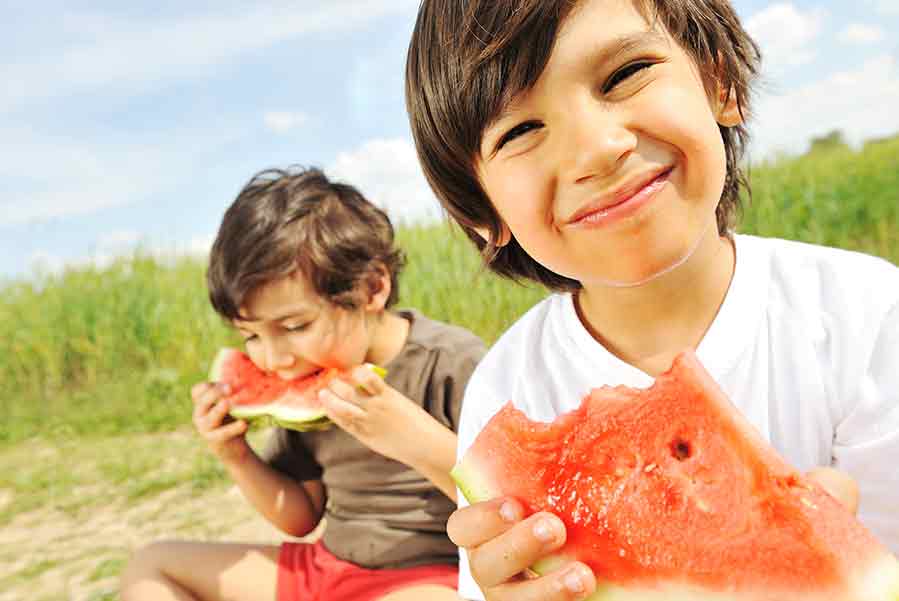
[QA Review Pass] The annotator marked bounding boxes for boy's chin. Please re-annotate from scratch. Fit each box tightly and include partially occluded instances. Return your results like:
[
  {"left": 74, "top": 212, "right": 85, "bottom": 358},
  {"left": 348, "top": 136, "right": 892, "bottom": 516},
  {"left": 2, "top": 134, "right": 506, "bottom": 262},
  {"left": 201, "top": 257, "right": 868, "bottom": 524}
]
[{"left": 582, "top": 220, "right": 716, "bottom": 289}]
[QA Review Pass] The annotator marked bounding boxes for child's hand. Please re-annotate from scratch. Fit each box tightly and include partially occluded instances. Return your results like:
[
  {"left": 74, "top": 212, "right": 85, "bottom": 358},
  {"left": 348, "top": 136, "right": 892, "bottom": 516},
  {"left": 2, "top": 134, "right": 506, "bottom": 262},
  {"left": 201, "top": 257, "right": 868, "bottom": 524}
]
[
  {"left": 447, "top": 497, "right": 596, "bottom": 601},
  {"left": 191, "top": 381, "right": 251, "bottom": 465},
  {"left": 318, "top": 366, "right": 436, "bottom": 464}
]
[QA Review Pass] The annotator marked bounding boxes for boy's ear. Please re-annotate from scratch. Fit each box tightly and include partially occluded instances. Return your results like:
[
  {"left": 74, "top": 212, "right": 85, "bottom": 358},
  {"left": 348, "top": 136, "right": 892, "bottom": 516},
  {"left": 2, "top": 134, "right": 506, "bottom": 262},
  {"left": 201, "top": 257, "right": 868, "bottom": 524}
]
[
  {"left": 363, "top": 264, "right": 392, "bottom": 312},
  {"left": 715, "top": 84, "right": 743, "bottom": 128},
  {"left": 472, "top": 221, "right": 512, "bottom": 247}
]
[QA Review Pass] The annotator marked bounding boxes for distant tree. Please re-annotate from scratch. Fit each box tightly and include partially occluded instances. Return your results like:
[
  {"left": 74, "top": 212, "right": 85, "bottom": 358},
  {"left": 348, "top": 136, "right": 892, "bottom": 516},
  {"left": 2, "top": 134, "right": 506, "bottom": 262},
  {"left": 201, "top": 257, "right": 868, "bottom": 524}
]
[{"left": 807, "top": 129, "right": 849, "bottom": 154}]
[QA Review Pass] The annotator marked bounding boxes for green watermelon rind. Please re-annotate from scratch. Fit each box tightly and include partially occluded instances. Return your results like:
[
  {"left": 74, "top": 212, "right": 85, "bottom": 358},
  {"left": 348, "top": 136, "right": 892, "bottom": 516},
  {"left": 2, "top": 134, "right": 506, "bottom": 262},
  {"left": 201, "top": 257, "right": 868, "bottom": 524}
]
[{"left": 209, "top": 348, "right": 386, "bottom": 432}]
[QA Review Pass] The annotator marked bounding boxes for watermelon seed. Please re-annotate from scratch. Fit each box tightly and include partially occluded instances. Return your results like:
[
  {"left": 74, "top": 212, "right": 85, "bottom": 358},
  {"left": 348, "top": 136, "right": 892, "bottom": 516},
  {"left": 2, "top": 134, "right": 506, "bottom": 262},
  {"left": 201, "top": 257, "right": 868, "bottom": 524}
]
[{"left": 671, "top": 438, "right": 692, "bottom": 461}]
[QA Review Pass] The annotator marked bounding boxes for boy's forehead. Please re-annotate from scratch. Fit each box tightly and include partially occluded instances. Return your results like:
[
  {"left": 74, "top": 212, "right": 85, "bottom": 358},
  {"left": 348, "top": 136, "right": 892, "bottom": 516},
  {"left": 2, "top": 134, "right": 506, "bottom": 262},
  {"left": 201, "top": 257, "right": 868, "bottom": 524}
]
[{"left": 236, "top": 272, "right": 319, "bottom": 322}]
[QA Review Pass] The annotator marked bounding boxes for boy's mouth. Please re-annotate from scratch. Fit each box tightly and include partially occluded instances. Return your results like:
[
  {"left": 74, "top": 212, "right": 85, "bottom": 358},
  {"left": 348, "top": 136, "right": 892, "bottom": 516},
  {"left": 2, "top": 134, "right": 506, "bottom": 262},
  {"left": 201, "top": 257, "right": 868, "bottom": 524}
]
[
  {"left": 277, "top": 367, "right": 325, "bottom": 381},
  {"left": 565, "top": 166, "right": 674, "bottom": 227}
]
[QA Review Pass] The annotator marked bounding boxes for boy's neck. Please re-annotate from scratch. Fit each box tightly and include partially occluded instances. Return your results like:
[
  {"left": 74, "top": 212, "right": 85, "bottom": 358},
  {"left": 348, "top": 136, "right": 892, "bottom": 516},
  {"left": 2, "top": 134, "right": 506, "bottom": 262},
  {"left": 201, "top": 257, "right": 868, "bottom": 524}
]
[
  {"left": 575, "top": 230, "right": 736, "bottom": 377},
  {"left": 364, "top": 310, "right": 411, "bottom": 367}
]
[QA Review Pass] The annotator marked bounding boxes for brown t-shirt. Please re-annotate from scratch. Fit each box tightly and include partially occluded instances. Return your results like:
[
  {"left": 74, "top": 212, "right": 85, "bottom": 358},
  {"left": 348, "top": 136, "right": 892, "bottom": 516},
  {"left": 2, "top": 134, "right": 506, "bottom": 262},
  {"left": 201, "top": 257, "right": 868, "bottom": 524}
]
[{"left": 261, "top": 309, "right": 486, "bottom": 569}]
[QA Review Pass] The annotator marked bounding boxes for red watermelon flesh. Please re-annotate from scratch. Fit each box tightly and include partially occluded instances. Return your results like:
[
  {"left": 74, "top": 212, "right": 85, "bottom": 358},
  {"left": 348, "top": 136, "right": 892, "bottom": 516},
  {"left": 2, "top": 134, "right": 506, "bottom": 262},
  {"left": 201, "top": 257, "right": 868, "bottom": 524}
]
[
  {"left": 209, "top": 348, "right": 384, "bottom": 432},
  {"left": 452, "top": 350, "right": 899, "bottom": 600}
]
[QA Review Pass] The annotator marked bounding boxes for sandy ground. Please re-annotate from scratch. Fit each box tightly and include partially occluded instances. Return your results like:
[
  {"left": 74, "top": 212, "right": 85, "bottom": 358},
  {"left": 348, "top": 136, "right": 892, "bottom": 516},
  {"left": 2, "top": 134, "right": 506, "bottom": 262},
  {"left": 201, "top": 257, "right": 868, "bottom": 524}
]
[
  {"left": 0, "top": 431, "right": 319, "bottom": 601},
  {"left": 0, "top": 482, "right": 298, "bottom": 601}
]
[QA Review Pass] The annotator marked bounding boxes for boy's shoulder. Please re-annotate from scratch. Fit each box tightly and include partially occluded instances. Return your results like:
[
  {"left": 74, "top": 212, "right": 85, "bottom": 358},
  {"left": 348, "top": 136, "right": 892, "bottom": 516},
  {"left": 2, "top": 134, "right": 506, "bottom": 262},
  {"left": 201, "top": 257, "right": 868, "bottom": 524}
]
[
  {"left": 742, "top": 234, "right": 899, "bottom": 303},
  {"left": 473, "top": 294, "right": 567, "bottom": 374},
  {"left": 738, "top": 235, "right": 899, "bottom": 344},
  {"left": 398, "top": 308, "right": 487, "bottom": 356}
]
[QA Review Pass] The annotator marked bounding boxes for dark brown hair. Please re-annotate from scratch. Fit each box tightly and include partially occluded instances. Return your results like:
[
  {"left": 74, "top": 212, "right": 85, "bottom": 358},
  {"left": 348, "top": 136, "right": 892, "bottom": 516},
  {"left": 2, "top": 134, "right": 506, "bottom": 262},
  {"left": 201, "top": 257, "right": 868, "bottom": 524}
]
[
  {"left": 406, "top": 0, "right": 761, "bottom": 291},
  {"left": 207, "top": 166, "right": 405, "bottom": 321}
]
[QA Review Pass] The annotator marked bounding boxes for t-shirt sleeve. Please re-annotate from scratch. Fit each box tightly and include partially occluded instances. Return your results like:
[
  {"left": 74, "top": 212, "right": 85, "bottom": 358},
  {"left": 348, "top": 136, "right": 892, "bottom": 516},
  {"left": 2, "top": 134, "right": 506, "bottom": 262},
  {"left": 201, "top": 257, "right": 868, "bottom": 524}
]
[
  {"left": 427, "top": 336, "right": 487, "bottom": 433},
  {"left": 258, "top": 427, "right": 323, "bottom": 482},
  {"left": 832, "top": 300, "right": 899, "bottom": 555}
]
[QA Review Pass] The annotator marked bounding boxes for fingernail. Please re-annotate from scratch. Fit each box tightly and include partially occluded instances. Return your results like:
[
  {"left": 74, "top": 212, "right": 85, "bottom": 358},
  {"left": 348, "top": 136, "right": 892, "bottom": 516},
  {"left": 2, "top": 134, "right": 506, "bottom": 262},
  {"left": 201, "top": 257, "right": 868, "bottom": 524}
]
[
  {"left": 499, "top": 501, "right": 518, "bottom": 523},
  {"left": 563, "top": 567, "right": 586, "bottom": 594},
  {"left": 221, "top": 383, "right": 231, "bottom": 394},
  {"left": 532, "top": 518, "right": 557, "bottom": 543}
]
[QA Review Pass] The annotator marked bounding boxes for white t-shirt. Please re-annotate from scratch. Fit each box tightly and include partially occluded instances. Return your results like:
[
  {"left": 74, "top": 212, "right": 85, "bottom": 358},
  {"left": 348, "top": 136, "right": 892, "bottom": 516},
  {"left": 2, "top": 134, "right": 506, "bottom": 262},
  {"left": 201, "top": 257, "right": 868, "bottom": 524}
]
[{"left": 456, "top": 234, "right": 899, "bottom": 600}]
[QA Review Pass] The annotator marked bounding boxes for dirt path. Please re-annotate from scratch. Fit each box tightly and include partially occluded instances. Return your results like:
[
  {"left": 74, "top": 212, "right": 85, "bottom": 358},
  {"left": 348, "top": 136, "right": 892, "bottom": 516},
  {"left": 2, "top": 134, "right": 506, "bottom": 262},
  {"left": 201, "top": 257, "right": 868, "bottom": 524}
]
[
  {"left": 0, "top": 430, "right": 319, "bottom": 601},
  {"left": 0, "top": 481, "right": 291, "bottom": 601}
]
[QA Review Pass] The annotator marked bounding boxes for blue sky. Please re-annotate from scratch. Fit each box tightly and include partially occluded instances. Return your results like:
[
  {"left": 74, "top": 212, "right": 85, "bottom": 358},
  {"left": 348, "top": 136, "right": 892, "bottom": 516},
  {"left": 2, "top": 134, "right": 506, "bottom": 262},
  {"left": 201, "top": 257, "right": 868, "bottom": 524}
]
[{"left": 3, "top": 0, "right": 898, "bottom": 281}]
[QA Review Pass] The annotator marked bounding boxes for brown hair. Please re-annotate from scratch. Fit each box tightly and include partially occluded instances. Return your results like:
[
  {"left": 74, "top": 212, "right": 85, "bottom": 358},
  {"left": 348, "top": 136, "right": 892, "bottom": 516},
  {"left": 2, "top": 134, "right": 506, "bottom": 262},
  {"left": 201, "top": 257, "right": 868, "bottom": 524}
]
[
  {"left": 406, "top": 0, "right": 761, "bottom": 291},
  {"left": 207, "top": 166, "right": 405, "bottom": 321}
]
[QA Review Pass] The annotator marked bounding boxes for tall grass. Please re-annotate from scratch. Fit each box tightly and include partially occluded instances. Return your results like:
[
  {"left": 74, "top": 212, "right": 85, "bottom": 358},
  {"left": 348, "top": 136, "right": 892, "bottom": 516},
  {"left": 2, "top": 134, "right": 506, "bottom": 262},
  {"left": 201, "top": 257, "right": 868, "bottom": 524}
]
[{"left": 1, "top": 135, "right": 897, "bottom": 446}]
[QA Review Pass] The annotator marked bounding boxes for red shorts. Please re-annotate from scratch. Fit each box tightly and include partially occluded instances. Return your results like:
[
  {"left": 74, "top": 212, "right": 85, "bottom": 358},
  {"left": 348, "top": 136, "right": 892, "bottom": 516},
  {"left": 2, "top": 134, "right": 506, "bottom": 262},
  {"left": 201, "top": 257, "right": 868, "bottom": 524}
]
[{"left": 277, "top": 541, "right": 458, "bottom": 601}]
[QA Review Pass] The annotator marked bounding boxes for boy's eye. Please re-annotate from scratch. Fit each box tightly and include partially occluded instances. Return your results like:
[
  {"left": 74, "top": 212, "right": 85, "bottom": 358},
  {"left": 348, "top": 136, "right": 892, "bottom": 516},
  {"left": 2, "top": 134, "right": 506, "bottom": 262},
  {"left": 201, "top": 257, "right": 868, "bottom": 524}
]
[
  {"left": 603, "top": 61, "right": 653, "bottom": 93},
  {"left": 495, "top": 120, "right": 543, "bottom": 152},
  {"left": 242, "top": 334, "right": 258, "bottom": 343},
  {"left": 284, "top": 323, "right": 309, "bottom": 332}
]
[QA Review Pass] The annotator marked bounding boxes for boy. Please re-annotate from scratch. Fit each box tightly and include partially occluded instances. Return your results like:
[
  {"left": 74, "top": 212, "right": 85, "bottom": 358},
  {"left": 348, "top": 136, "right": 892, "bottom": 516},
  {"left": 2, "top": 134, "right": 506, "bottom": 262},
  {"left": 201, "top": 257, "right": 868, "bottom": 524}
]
[
  {"left": 120, "top": 167, "right": 485, "bottom": 601},
  {"left": 405, "top": 0, "right": 899, "bottom": 599}
]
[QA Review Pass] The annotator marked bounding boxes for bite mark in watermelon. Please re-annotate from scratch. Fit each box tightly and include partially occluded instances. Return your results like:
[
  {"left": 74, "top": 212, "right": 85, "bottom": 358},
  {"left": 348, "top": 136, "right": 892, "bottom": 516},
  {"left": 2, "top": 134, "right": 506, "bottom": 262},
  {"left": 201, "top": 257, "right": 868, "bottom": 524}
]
[
  {"left": 452, "top": 350, "right": 899, "bottom": 600},
  {"left": 209, "top": 348, "right": 386, "bottom": 432}
]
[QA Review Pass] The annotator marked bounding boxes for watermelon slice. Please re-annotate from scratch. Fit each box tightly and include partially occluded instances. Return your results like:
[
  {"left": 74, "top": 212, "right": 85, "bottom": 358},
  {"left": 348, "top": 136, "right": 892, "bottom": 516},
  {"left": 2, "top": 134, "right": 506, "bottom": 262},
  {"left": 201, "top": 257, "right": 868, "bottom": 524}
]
[
  {"left": 452, "top": 350, "right": 899, "bottom": 600},
  {"left": 209, "top": 348, "right": 386, "bottom": 432}
]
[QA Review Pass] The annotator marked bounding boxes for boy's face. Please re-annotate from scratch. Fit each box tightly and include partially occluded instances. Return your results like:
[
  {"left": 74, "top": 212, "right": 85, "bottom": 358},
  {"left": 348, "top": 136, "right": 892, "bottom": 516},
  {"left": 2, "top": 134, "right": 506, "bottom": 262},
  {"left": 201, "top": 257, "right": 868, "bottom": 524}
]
[
  {"left": 233, "top": 272, "right": 373, "bottom": 380},
  {"left": 475, "top": 0, "right": 741, "bottom": 286}
]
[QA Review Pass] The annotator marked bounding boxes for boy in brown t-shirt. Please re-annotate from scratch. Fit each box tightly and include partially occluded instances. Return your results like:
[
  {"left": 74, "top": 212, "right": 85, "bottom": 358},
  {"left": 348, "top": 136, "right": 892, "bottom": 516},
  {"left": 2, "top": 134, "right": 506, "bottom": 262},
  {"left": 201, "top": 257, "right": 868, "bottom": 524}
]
[{"left": 121, "top": 167, "right": 485, "bottom": 601}]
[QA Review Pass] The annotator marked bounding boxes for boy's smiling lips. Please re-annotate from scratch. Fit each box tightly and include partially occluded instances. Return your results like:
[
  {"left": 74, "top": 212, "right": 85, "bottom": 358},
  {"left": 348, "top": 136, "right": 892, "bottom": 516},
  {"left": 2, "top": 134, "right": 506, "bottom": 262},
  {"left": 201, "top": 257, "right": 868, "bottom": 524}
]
[{"left": 563, "top": 166, "right": 674, "bottom": 228}]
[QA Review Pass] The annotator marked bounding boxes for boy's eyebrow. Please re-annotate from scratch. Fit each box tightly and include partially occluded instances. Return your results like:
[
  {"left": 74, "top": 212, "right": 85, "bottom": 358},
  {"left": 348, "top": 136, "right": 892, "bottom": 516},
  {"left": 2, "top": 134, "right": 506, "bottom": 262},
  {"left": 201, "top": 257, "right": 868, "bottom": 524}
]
[
  {"left": 591, "top": 30, "right": 669, "bottom": 71},
  {"left": 482, "top": 30, "right": 668, "bottom": 146},
  {"left": 235, "top": 306, "right": 312, "bottom": 324}
]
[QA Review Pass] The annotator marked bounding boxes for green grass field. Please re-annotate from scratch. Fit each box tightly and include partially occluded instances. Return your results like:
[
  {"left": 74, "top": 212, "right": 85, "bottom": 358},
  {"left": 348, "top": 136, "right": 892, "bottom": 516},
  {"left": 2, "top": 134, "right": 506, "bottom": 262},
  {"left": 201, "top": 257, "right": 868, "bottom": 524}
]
[
  {"left": 0, "top": 134, "right": 897, "bottom": 598},
  {"left": 2, "top": 135, "right": 898, "bottom": 450}
]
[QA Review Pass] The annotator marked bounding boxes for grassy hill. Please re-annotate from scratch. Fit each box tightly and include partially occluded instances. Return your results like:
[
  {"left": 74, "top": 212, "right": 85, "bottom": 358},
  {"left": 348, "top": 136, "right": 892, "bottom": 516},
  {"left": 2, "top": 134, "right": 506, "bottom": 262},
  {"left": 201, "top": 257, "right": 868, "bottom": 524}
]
[{"left": 2, "top": 133, "right": 898, "bottom": 448}]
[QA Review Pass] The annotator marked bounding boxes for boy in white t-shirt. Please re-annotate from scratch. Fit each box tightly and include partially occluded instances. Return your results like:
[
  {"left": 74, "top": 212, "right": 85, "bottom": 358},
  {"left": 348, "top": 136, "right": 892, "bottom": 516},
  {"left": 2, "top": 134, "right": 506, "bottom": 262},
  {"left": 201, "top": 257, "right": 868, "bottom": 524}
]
[{"left": 405, "top": 0, "right": 899, "bottom": 599}]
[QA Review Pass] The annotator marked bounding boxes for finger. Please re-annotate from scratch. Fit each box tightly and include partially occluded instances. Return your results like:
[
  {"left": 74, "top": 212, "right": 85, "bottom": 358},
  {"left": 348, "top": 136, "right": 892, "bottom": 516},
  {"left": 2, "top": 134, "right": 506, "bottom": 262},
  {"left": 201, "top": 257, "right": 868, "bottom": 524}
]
[
  {"left": 487, "top": 562, "right": 596, "bottom": 601},
  {"left": 326, "top": 377, "right": 362, "bottom": 405},
  {"left": 351, "top": 366, "right": 386, "bottom": 395},
  {"left": 807, "top": 467, "right": 859, "bottom": 514},
  {"left": 210, "top": 395, "right": 234, "bottom": 423},
  {"left": 191, "top": 381, "right": 213, "bottom": 401},
  {"left": 205, "top": 418, "right": 247, "bottom": 443},
  {"left": 192, "top": 382, "right": 230, "bottom": 410},
  {"left": 192, "top": 387, "right": 223, "bottom": 422},
  {"left": 447, "top": 497, "right": 526, "bottom": 548},
  {"left": 469, "top": 512, "right": 568, "bottom": 589},
  {"left": 319, "top": 389, "right": 366, "bottom": 422}
]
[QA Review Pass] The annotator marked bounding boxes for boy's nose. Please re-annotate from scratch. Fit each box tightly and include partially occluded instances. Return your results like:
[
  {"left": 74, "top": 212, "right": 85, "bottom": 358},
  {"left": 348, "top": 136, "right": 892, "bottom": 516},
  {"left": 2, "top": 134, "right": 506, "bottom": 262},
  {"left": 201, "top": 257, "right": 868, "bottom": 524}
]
[
  {"left": 262, "top": 339, "right": 295, "bottom": 372},
  {"left": 560, "top": 101, "right": 637, "bottom": 185}
]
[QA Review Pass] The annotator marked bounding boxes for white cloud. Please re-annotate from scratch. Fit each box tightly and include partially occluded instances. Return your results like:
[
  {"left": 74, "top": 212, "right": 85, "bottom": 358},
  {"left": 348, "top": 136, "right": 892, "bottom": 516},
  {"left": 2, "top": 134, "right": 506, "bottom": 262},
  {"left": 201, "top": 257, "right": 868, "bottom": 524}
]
[
  {"left": 838, "top": 24, "right": 885, "bottom": 45},
  {"left": 0, "top": 119, "right": 244, "bottom": 226},
  {"left": 263, "top": 110, "right": 309, "bottom": 134},
  {"left": 745, "top": 3, "right": 826, "bottom": 75},
  {"left": 866, "top": 0, "right": 899, "bottom": 15},
  {"left": 98, "top": 229, "right": 142, "bottom": 249},
  {"left": 751, "top": 54, "right": 899, "bottom": 158},
  {"left": 326, "top": 138, "right": 443, "bottom": 224},
  {"left": 0, "top": 1, "right": 410, "bottom": 112},
  {"left": 27, "top": 233, "right": 215, "bottom": 279}
]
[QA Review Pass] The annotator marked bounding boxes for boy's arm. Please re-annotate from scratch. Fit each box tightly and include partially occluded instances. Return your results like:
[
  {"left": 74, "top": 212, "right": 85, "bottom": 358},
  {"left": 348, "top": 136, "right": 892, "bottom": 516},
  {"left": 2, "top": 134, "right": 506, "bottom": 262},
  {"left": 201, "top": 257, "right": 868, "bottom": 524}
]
[
  {"left": 192, "top": 381, "right": 325, "bottom": 537},
  {"left": 319, "top": 369, "right": 459, "bottom": 500},
  {"left": 222, "top": 451, "right": 325, "bottom": 537}
]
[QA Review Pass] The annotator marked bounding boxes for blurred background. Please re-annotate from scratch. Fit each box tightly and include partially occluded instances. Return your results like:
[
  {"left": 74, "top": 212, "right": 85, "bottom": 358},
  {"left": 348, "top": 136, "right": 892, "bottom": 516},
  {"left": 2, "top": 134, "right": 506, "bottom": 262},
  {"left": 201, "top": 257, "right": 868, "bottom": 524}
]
[
  {"left": 1, "top": 1, "right": 897, "bottom": 599},
  {"left": 2, "top": 0, "right": 898, "bottom": 281}
]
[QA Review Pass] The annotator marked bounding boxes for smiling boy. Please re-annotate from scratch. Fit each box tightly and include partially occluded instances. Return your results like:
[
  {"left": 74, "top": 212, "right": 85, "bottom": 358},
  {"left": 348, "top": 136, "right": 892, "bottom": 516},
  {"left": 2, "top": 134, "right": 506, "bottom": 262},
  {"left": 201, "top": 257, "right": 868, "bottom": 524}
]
[{"left": 406, "top": 0, "right": 899, "bottom": 599}]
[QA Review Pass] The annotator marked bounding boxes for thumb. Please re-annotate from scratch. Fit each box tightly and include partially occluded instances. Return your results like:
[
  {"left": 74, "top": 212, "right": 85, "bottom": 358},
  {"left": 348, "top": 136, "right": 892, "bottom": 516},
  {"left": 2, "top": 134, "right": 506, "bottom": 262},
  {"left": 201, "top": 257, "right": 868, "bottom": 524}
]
[{"left": 806, "top": 467, "right": 859, "bottom": 515}]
